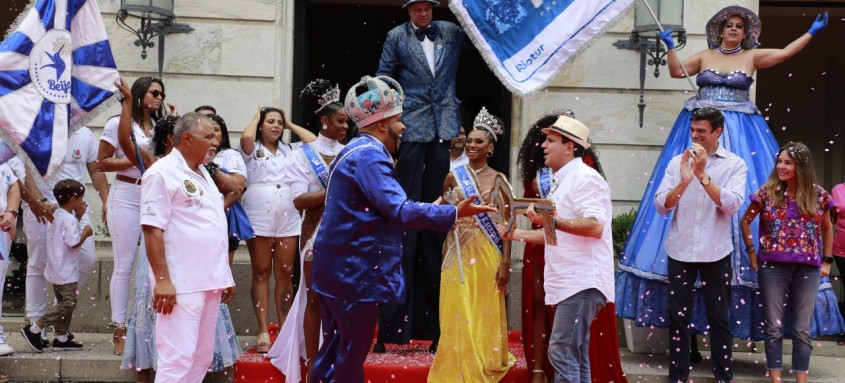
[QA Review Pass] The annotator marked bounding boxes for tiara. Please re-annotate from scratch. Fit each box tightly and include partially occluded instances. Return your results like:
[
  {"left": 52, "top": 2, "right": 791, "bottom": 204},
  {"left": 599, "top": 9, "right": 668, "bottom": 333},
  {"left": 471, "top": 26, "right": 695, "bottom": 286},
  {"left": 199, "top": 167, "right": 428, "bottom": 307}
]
[
  {"left": 315, "top": 84, "right": 341, "bottom": 114},
  {"left": 472, "top": 107, "right": 503, "bottom": 142},
  {"left": 345, "top": 75, "right": 404, "bottom": 128},
  {"left": 544, "top": 107, "right": 575, "bottom": 118}
]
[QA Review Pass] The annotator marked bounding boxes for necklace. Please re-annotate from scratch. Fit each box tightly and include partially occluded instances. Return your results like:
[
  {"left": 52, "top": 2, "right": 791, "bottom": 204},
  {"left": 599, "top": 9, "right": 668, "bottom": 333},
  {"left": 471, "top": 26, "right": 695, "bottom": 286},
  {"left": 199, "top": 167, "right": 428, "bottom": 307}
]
[
  {"left": 717, "top": 45, "right": 743, "bottom": 55},
  {"left": 472, "top": 165, "right": 488, "bottom": 175}
]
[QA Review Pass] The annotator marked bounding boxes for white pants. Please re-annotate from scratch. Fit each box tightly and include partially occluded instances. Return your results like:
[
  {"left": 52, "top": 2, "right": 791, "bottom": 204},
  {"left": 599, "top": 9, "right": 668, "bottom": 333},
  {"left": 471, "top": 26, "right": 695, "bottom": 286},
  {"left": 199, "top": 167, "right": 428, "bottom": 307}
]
[
  {"left": 106, "top": 181, "right": 142, "bottom": 323},
  {"left": 0, "top": 232, "right": 10, "bottom": 334},
  {"left": 24, "top": 209, "right": 96, "bottom": 322},
  {"left": 155, "top": 289, "right": 221, "bottom": 383}
]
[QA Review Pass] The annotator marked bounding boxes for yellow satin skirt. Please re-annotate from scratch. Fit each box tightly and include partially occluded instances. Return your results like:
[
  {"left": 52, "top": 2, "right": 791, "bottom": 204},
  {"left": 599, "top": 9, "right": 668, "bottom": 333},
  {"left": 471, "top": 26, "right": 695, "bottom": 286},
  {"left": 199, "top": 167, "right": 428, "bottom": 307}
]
[{"left": 428, "top": 219, "right": 515, "bottom": 382}]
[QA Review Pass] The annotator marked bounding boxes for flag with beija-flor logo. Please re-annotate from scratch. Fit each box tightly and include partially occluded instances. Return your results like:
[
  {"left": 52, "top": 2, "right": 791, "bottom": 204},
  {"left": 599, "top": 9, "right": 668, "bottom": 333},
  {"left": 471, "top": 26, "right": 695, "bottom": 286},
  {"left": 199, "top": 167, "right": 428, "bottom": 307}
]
[
  {"left": 0, "top": 0, "right": 119, "bottom": 180},
  {"left": 450, "top": 0, "right": 634, "bottom": 96}
]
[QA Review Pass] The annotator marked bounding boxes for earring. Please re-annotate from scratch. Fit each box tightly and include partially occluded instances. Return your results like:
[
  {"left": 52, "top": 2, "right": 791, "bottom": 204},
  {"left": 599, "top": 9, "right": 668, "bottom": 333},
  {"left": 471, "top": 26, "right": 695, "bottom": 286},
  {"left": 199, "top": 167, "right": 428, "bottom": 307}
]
[
  {"left": 487, "top": 151, "right": 493, "bottom": 158},
  {"left": 322, "top": 124, "right": 328, "bottom": 130}
]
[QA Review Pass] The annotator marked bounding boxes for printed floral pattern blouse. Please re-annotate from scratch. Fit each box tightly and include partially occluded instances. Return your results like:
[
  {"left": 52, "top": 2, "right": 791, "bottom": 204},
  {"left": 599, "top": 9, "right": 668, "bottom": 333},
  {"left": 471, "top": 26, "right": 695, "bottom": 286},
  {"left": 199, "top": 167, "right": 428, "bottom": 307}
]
[{"left": 751, "top": 185, "right": 836, "bottom": 266}]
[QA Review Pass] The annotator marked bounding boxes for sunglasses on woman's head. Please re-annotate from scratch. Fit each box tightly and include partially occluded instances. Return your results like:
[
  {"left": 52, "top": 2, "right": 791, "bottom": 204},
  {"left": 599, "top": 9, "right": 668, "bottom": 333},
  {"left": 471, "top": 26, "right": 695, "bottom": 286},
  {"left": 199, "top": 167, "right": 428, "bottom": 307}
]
[{"left": 148, "top": 90, "right": 165, "bottom": 99}]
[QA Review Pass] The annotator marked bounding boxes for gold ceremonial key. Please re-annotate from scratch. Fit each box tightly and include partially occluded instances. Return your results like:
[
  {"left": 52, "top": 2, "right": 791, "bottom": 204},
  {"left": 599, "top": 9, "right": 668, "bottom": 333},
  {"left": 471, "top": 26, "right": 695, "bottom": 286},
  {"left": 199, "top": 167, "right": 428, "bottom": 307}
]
[{"left": 488, "top": 174, "right": 557, "bottom": 246}]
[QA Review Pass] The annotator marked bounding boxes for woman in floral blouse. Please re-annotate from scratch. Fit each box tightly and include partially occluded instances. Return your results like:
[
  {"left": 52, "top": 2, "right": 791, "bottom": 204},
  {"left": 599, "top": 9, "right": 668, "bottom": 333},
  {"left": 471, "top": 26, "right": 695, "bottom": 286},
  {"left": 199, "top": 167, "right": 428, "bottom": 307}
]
[{"left": 740, "top": 141, "right": 836, "bottom": 383}]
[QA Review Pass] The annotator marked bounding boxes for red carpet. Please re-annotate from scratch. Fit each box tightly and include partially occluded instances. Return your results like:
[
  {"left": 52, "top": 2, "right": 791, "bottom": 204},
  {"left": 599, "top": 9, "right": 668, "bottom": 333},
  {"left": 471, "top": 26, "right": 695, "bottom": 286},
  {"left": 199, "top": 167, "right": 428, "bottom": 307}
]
[{"left": 234, "top": 331, "right": 531, "bottom": 382}]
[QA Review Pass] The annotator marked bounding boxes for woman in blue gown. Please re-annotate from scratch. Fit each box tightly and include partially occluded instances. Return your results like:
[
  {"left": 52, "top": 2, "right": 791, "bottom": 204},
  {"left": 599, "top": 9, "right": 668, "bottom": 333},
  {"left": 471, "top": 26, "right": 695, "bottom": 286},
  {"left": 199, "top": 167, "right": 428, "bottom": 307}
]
[{"left": 615, "top": 6, "right": 843, "bottom": 341}]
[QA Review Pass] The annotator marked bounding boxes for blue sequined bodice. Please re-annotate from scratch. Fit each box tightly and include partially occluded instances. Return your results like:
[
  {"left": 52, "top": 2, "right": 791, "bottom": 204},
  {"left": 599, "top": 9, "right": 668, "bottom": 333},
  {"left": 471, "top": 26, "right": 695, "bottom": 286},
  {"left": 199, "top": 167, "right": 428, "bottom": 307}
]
[
  {"left": 696, "top": 69, "right": 754, "bottom": 90},
  {"left": 684, "top": 70, "right": 758, "bottom": 113},
  {"left": 696, "top": 69, "right": 753, "bottom": 102}
]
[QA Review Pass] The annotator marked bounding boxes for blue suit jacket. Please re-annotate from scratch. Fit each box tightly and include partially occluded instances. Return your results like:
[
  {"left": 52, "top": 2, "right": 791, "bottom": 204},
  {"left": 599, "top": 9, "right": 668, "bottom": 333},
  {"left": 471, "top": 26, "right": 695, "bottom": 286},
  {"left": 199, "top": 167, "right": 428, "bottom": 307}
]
[
  {"left": 311, "top": 135, "right": 457, "bottom": 303},
  {"left": 376, "top": 21, "right": 466, "bottom": 143}
]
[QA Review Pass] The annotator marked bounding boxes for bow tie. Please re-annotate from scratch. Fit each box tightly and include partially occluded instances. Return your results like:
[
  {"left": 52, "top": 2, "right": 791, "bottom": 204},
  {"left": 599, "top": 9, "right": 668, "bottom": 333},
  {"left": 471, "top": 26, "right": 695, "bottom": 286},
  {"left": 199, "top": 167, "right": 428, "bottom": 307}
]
[{"left": 414, "top": 26, "right": 438, "bottom": 42}]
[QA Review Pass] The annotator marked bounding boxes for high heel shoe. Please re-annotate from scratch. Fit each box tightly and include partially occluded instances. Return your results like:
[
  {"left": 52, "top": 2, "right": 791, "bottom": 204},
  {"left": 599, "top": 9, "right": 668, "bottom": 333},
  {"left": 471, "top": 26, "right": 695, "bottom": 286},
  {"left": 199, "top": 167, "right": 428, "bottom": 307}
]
[
  {"left": 112, "top": 322, "right": 127, "bottom": 356},
  {"left": 255, "top": 332, "right": 271, "bottom": 354}
]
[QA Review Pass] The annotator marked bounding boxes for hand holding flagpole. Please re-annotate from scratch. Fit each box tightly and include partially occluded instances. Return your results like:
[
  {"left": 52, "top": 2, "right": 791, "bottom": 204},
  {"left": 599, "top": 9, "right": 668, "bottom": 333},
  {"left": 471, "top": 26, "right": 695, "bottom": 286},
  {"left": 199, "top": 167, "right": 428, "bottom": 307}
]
[{"left": 640, "top": 0, "right": 699, "bottom": 97}]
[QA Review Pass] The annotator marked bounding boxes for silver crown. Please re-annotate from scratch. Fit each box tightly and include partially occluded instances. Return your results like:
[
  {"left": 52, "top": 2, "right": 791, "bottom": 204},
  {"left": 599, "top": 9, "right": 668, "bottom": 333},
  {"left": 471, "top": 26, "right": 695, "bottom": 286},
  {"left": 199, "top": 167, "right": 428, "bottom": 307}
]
[
  {"left": 345, "top": 75, "right": 404, "bottom": 128},
  {"left": 472, "top": 107, "right": 503, "bottom": 142},
  {"left": 315, "top": 84, "right": 341, "bottom": 114}
]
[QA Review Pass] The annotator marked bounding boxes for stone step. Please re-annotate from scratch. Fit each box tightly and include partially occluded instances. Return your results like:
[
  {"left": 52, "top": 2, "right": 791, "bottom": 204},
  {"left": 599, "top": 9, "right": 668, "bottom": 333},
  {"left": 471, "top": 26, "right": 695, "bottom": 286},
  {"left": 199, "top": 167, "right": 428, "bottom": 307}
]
[
  {"left": 0, "top": 332, "right": 241, "bottom": 382},
  {"left": 0, "top": 330, "right": 842, "bottom": 382}
]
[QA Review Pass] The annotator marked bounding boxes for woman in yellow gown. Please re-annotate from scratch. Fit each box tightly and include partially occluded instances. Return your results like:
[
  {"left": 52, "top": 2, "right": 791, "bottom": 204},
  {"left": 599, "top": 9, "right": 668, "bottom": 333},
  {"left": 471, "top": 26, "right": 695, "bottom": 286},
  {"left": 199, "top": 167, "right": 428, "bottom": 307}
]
[{"left": 428, "top": 108, "right": 515, "bottom": 382}]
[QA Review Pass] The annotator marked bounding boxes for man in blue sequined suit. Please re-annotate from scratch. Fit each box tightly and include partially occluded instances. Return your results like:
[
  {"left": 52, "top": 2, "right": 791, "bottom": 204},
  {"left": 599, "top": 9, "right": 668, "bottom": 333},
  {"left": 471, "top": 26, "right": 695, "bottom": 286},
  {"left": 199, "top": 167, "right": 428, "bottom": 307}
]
[
  {"left": 310, "top": 76, "right": 492, "bottom": 382},
  {"left": 375, "top": 0, "right": 467, "bottom": 352}
]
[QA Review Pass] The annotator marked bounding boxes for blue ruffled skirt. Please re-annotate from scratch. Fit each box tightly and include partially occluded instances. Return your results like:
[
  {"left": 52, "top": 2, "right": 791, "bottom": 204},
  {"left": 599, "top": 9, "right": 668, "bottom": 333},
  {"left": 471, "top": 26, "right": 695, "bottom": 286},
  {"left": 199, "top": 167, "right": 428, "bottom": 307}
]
[
  {"left": 615, "top": 103, "right": 845, "bottom": 340},
  {"left": 121, "top": 238, "right": 243, "bottom": 372}
]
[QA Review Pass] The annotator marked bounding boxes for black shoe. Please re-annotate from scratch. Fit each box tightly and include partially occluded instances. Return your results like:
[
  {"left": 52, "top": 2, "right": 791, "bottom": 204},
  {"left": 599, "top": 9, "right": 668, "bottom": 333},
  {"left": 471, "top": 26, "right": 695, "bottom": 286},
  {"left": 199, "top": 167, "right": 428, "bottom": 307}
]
[
  {"left": 40, "top": 331, "right": 49, "bottom": 348},
  {"left": 52, "top": 338, "right": 83, "bottom": 351},
  {"left": 372, "top": 342, "right": 386, "bottom": 353},
  {"left": 20, "top": 327, "right": 43, "bottom": 352},
  {"left": 66, "top": 330, "right": 74, "bottom": 342},
  {"left": 428, "top": 341, "right": 438, "bottom": 354}
]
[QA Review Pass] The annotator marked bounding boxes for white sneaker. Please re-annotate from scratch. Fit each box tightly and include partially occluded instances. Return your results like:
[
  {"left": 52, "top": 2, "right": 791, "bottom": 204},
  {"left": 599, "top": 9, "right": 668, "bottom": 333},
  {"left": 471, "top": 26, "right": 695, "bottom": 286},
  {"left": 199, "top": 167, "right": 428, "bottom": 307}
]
[{"left": 0, "top": 336, "right": 14, "bottom": 356}]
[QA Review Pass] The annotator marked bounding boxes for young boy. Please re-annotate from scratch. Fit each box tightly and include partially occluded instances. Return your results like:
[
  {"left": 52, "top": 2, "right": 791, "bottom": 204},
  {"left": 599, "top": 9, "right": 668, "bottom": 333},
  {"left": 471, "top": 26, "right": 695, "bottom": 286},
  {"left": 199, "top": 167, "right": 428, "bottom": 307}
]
[{"left": 20, "top": 179, "right": 93, "bottom": 352}]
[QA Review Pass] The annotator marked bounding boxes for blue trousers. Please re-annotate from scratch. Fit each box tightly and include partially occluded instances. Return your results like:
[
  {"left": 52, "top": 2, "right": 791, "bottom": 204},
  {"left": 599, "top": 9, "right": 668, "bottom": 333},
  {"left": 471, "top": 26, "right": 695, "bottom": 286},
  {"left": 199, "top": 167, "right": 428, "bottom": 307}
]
[{"left": 312, "top": 294, "right": 379, "bottom": 383}]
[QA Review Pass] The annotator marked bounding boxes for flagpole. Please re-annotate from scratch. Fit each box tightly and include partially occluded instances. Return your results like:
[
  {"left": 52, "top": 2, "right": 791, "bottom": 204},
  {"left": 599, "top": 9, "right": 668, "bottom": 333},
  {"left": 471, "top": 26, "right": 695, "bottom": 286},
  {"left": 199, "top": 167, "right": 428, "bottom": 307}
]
[{"left": 640, "top": 0, "right": 699, "bottom": 97}]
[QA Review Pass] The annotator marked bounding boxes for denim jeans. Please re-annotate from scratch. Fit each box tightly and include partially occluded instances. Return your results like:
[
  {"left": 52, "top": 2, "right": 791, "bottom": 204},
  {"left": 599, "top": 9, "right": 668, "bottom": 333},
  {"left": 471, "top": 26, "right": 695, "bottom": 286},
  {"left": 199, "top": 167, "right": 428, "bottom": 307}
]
[
  {"left": 549, "top": 288, "right": 606, "bottom": 383},
  {"left": 758, "top": 261, "right": 821, "bottom": 372}
]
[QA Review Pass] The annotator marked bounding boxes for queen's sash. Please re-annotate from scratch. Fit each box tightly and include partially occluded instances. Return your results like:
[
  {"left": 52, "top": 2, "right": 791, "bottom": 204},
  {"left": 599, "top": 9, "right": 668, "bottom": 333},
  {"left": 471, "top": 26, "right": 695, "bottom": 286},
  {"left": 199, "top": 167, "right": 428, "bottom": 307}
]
[
  {"left": 300, "top": 143, "right": 330, "bottom": 190},
  {"left": 536, "top": 167, "right": 554, "bottom": 199},
  {"left": 454, "top": 165, "right": 503, "bottom": 255}
]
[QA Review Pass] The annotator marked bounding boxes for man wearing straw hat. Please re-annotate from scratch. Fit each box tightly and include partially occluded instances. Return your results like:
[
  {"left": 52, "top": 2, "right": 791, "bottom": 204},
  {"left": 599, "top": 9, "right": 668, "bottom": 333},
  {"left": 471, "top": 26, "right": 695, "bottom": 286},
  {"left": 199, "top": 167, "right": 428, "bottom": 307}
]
[{"left": 506, "top": 116, "right": 614, "bottom": 382}]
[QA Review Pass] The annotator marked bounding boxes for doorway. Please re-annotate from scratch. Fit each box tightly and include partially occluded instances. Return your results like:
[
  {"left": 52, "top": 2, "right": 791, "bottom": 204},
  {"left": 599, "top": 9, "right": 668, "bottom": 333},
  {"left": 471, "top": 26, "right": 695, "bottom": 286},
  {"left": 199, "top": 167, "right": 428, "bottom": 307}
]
[
  {"left": 291, "top": 0, "right": 513, "bottom": 176},
  {"left": 757, "top": 4, "right": 845, "bottom": 188}
]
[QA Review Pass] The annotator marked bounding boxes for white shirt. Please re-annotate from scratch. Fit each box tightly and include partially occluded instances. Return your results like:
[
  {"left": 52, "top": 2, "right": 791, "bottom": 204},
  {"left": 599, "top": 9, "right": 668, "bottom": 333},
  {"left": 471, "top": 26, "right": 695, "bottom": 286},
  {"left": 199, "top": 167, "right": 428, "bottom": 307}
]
[
  {"left": 284, "top": 135, "right": 344, "bottom": 199},
  {"left": 45, "top": 209, "right": 83, "bottom": 285},
  {"left": 654, "top": 145, "right": 747, "bottom": 263},
  {"left": 412, "top": 24, "right": 436, "bottom": 76},
  {"left": 544, "top": 157, "right": 615, "bottom": 306},
  {"left": 240, "top": 141, "right": 298, "bottom": 185},
  {"left": 100, "top": 116, "right": 153, "bottom": 179},
  {"left": 140, "top": 149, "right": 234, "bottom": 294},
  {"left": 212, "top": 148, "right": 247, "bottom": 178},
  {"left": 37, "top": 127, "right": 99, "bottom": 203},
  {"left": 449, "top": 151, "right": 468, "bottom": 170}
]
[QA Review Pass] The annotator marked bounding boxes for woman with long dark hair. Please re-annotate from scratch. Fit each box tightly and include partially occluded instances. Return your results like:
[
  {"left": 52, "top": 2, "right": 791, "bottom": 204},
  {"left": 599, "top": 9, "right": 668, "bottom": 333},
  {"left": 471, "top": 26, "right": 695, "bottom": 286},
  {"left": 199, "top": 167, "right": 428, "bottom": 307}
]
[
  {"left": 97, "top": 76, "right": 165, "bottom": 355},
  {"left": 741, "top": 142, "right": 836, "bottom": 383}
]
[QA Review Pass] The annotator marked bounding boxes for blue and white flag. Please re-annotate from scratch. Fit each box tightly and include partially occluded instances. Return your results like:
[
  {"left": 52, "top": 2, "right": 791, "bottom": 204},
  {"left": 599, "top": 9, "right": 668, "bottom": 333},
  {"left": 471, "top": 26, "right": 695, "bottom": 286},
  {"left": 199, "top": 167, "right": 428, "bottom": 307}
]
[
  {"left": 0, "top": 0, "right": 119, "bottom": 179},
  {"left": 450, "top": 0, "right": 634, "bottom": 96}
]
